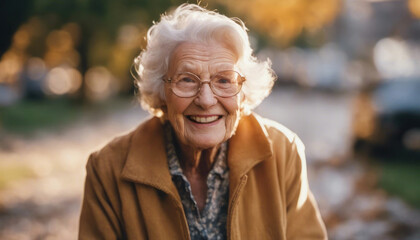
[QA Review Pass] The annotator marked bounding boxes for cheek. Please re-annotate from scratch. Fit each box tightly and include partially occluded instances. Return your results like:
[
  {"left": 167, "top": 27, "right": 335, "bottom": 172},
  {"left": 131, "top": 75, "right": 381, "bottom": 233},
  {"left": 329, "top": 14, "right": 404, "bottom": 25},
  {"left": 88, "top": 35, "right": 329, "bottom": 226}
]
[
  {"left": 167, "top": 108, "right": 187, "bottom": 144},
  {"left": 165, "top": 88, "right": 190, "bottom": 115},
  {"left": 165, "top": 89, "right": 196, "bottom": 143},
  {"left": 223, "top": 97, "right": 242, "bottom": 138},
  {"left": 168, "top": 109, "right": 184, "bottom": 135}
]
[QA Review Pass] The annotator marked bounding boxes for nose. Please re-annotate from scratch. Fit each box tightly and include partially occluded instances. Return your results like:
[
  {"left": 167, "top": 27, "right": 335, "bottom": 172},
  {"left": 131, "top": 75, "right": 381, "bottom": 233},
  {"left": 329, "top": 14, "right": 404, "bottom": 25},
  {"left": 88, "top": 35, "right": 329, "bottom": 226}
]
[{"left": 194, "top": 82, "right": 217, "bottom": 109}]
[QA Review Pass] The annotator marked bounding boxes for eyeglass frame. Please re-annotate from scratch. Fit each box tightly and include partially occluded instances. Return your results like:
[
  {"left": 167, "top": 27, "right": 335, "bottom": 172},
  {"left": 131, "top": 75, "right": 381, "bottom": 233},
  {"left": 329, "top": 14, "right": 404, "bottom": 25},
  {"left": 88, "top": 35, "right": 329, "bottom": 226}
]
[{"left": 163, "top": 70, "right": 246, "bottom": 98}]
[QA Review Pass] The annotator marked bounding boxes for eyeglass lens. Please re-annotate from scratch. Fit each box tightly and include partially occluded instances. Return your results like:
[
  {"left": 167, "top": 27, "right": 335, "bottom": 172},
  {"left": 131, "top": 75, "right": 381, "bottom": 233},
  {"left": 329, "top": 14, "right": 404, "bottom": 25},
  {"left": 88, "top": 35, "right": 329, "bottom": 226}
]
[{"left": 171, "top": 71, "right": 243, "bottom": 97}]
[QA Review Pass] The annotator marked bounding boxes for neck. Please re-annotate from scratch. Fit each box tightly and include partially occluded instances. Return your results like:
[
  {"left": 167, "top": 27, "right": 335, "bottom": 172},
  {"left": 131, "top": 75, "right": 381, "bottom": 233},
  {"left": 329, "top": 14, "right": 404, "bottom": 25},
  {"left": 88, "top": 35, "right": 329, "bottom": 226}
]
[{"left": 173, "top": 138, "right": 220, "bottom": 177}]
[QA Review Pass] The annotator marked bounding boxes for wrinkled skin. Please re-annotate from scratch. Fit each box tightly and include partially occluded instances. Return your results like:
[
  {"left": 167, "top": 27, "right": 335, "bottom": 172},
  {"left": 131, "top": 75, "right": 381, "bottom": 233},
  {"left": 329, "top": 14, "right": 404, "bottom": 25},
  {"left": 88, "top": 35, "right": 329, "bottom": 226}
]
[{"left": 164, "top": 42, "right": 243, "bottom": 151}]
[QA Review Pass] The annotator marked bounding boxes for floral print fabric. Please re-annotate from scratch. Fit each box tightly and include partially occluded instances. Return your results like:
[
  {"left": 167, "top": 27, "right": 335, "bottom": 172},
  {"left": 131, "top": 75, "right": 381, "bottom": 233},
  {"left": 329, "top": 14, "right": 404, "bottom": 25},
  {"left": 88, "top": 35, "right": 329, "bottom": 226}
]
[{"left": 164, "top": 123, "right": 229, "bottom": 240}]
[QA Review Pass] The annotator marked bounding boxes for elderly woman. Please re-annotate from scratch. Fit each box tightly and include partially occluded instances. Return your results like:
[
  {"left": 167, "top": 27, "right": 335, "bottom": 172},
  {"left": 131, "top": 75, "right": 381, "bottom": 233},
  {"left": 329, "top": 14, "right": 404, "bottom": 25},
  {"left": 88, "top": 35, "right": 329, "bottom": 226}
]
[{"left": 79, "top": 4, "right": 326, "bottom": 240}]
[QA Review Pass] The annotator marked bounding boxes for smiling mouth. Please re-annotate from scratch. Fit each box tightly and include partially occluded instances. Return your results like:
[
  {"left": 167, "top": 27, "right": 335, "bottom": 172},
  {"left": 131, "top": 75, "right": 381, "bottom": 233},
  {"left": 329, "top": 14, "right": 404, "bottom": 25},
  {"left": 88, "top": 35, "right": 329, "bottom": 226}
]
[{"left": 187, "top": 115, "right": 222, "bottom": 124}]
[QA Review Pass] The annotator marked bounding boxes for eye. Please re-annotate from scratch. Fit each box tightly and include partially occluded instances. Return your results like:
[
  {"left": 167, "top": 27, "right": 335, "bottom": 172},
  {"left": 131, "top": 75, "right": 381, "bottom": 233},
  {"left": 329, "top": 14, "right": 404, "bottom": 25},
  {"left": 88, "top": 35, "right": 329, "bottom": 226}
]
[
  {"left": 175, "top": 73, "right": 198, "bottom": 84},
  {"left": 215, "top": 78, "right": 232, "bottom": 84},
  {"left": 214, "top": 71, "right": 240, "bottom": 85},
  {"left": 180, "top": 77, "right": 195, "bottom": 83}
]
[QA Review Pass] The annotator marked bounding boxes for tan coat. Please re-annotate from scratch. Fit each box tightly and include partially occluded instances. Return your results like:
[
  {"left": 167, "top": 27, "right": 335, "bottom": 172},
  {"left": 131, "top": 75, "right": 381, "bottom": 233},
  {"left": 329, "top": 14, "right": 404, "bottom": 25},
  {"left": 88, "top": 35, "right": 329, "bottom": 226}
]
[{"left": 79, "top": 113, "right": 327, "bottom": 239}]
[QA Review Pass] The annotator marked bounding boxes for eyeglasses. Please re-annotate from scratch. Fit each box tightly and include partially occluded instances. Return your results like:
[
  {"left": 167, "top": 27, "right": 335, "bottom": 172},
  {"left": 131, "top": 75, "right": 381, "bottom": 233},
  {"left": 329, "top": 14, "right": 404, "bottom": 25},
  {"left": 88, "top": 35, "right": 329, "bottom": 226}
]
[{"left": 163, "top": 70, "right": 246, "bottom": 98}]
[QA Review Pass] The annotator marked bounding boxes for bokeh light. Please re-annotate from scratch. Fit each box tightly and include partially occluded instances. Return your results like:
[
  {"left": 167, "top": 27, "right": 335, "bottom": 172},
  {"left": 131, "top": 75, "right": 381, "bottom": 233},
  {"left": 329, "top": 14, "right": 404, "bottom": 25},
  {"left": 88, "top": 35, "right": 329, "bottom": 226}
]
[
  {"left": 45, "top": 67, "right": 72, "bottom": 95},
  {"left": 218, "top": 0, "right": 341, "bottom": 46},
  {"left": 85, "top": 66, "right": 114, "bottom": 100},
  {"left": 373, "top": 38, "right": 417, "bottom": 79},
  {"left": 44, "top": 67, "right": 82, "bottom": 95},
  {"left": 117, "top": 25, "right": 141, "bottom": 50},
  {"left": 46, "top": 30, "right": 73, "bottom": 52},
  {"left": 13, "top": 29, "right": 30, "bottom": 51},
  {"left": 45, "top": 30, "right": 80, "bottom": 68},
  {"left": 408, "top": 0, "right": 420, "bottom": 18},
  {"left": 26, "top": 57, "right": 47, "bottom": 81},
  {"left": 0, "top": 51, "right": 23, "bottom": 84}
]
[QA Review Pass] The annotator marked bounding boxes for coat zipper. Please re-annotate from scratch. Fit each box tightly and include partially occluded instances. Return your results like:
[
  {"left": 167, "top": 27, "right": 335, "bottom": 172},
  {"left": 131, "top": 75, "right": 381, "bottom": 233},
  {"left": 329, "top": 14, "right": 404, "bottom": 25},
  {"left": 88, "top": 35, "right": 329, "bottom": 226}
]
[{"left": 227, "top": 174, "right": 248, "bottom": 240}]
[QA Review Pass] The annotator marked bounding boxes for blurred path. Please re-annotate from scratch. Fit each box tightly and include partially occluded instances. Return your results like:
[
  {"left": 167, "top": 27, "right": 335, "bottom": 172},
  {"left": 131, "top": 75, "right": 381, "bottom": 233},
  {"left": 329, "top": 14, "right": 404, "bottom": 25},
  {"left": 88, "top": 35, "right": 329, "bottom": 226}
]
[
  {"left": 255, "top": 88, "right": 353, "bottom": 162},
  {"left": 0, "top": 102, "right": 149, "bottom": 239},
  {"left": 0, "top": 88, "right": 419, "bottom": 239},
  {"left": 256, "top": 88, "right": 420, "bottom": 239}
]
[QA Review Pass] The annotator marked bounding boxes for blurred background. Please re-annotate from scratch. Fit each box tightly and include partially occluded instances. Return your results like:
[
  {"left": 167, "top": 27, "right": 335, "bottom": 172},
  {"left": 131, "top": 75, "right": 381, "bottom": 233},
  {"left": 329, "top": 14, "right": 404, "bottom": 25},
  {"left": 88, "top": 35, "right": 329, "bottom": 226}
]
[{"left": 1, "top": 0, "right": 420, "bottom": 239}]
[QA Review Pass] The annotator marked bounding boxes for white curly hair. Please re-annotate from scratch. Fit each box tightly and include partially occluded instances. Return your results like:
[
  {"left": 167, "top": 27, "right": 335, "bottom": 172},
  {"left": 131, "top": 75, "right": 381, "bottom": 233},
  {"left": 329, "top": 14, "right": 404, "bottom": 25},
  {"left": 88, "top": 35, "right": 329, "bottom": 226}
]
[{"left": 134, "top": 3, "right": 276, "bottom": 117}]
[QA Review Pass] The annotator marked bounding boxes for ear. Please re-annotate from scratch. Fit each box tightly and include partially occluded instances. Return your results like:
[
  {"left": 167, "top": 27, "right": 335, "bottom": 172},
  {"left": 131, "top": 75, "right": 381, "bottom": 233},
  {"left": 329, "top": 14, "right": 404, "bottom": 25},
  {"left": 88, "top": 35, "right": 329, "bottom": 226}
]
[
  {"left": 160, "top": 84, "right": 168, "bottom": 111},
  {"left": 161, "top": 104, "right": 168, "bottom": 113},
  {"left": 160, "top": 96, "right": 168, "bottom": 113}
]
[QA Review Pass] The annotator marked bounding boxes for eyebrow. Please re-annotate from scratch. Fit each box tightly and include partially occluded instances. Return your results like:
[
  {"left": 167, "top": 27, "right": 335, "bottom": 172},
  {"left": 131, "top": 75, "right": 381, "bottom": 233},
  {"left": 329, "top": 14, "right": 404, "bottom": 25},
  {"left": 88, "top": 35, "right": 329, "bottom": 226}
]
[{"left": 210, "top": 63, "right": 235, "bottom": 72}]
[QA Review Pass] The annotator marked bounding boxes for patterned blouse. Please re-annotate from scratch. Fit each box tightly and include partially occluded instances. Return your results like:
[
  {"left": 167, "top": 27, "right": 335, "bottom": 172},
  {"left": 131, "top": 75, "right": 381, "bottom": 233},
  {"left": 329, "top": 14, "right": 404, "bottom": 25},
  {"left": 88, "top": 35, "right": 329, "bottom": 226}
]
[{"left": 164, "top": 123, "right": 230, "bottom": 240}]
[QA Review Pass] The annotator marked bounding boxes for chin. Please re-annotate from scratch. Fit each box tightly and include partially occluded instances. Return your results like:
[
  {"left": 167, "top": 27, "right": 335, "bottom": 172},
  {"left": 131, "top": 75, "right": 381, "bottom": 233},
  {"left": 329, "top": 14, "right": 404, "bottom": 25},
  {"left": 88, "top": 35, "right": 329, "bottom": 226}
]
[{"left": 187, "top": 135, "right": 226, "bottom": 150}]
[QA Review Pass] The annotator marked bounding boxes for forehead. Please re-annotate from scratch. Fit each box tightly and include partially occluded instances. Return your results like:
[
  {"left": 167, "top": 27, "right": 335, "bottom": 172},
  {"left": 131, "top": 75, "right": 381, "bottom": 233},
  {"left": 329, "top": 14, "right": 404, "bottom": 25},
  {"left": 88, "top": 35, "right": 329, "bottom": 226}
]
[{"left": 169, "top": 42, "right": 238, "bottom": 73}]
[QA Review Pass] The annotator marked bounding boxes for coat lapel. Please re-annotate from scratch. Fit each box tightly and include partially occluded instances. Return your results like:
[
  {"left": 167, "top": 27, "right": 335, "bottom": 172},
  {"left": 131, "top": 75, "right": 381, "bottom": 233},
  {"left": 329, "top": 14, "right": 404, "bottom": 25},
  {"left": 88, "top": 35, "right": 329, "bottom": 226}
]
[
  {"left": 120, "top": 113, "right": 273, "bottom": 203},
  {"left": 120, "top": 117, "right": 180, "bottom": 199},
  {"left": 228, "top": 113, "right": 273, "bottom": 179}
]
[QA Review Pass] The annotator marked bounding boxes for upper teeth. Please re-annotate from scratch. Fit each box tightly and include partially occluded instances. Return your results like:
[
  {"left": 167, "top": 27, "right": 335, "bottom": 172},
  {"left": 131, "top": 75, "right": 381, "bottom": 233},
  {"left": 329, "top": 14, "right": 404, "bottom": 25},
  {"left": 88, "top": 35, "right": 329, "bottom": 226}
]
[{"left": 190, "top": 116, "right": 219, "bottom": 123}]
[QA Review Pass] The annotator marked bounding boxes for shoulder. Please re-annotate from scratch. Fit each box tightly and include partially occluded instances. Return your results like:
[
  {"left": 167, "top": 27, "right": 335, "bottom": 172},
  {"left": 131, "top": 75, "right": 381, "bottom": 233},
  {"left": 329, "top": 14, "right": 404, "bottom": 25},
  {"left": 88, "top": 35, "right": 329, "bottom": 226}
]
[
  {"left": 252, "top": 113, "right": 303, "bottom": 149},
  {"left": 247, "top": 113, "right": 306, "bottom": 166},
  {"left": 87, "top": 116, "right": 160, "bottom": 175},
  {"left": 87, "top": 132, "right": 133, "bottom": 174}
]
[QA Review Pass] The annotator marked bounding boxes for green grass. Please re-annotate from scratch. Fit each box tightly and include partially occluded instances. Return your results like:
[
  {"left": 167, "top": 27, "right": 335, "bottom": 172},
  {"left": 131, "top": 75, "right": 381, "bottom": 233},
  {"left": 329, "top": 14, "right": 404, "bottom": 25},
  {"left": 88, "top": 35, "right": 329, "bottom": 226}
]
[
  {"left": 0, "top": 96, "right": 134, "bottom": 135},
  {"left": 0, "top": 98, "right": 83, "bottom": 134},
  {"left": 377, "top": 161, "right": 420, "bottom": 208},
  {"left": 0, "top": 96, "right": 136, "bottom": 189}
]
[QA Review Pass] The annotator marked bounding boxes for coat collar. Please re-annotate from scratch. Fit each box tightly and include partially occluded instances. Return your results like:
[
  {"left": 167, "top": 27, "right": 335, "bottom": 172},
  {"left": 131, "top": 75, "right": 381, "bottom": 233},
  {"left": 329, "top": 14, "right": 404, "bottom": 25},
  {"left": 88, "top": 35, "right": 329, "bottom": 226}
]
[
  {"left": 227, "top": 114, "right": 273, "bottom": 184},
  {"left": 121, "top": 116, "right": 179, "bottom": 197},
  {"left": 121, "top": 113, "right": 272, "bottom": 192}
]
